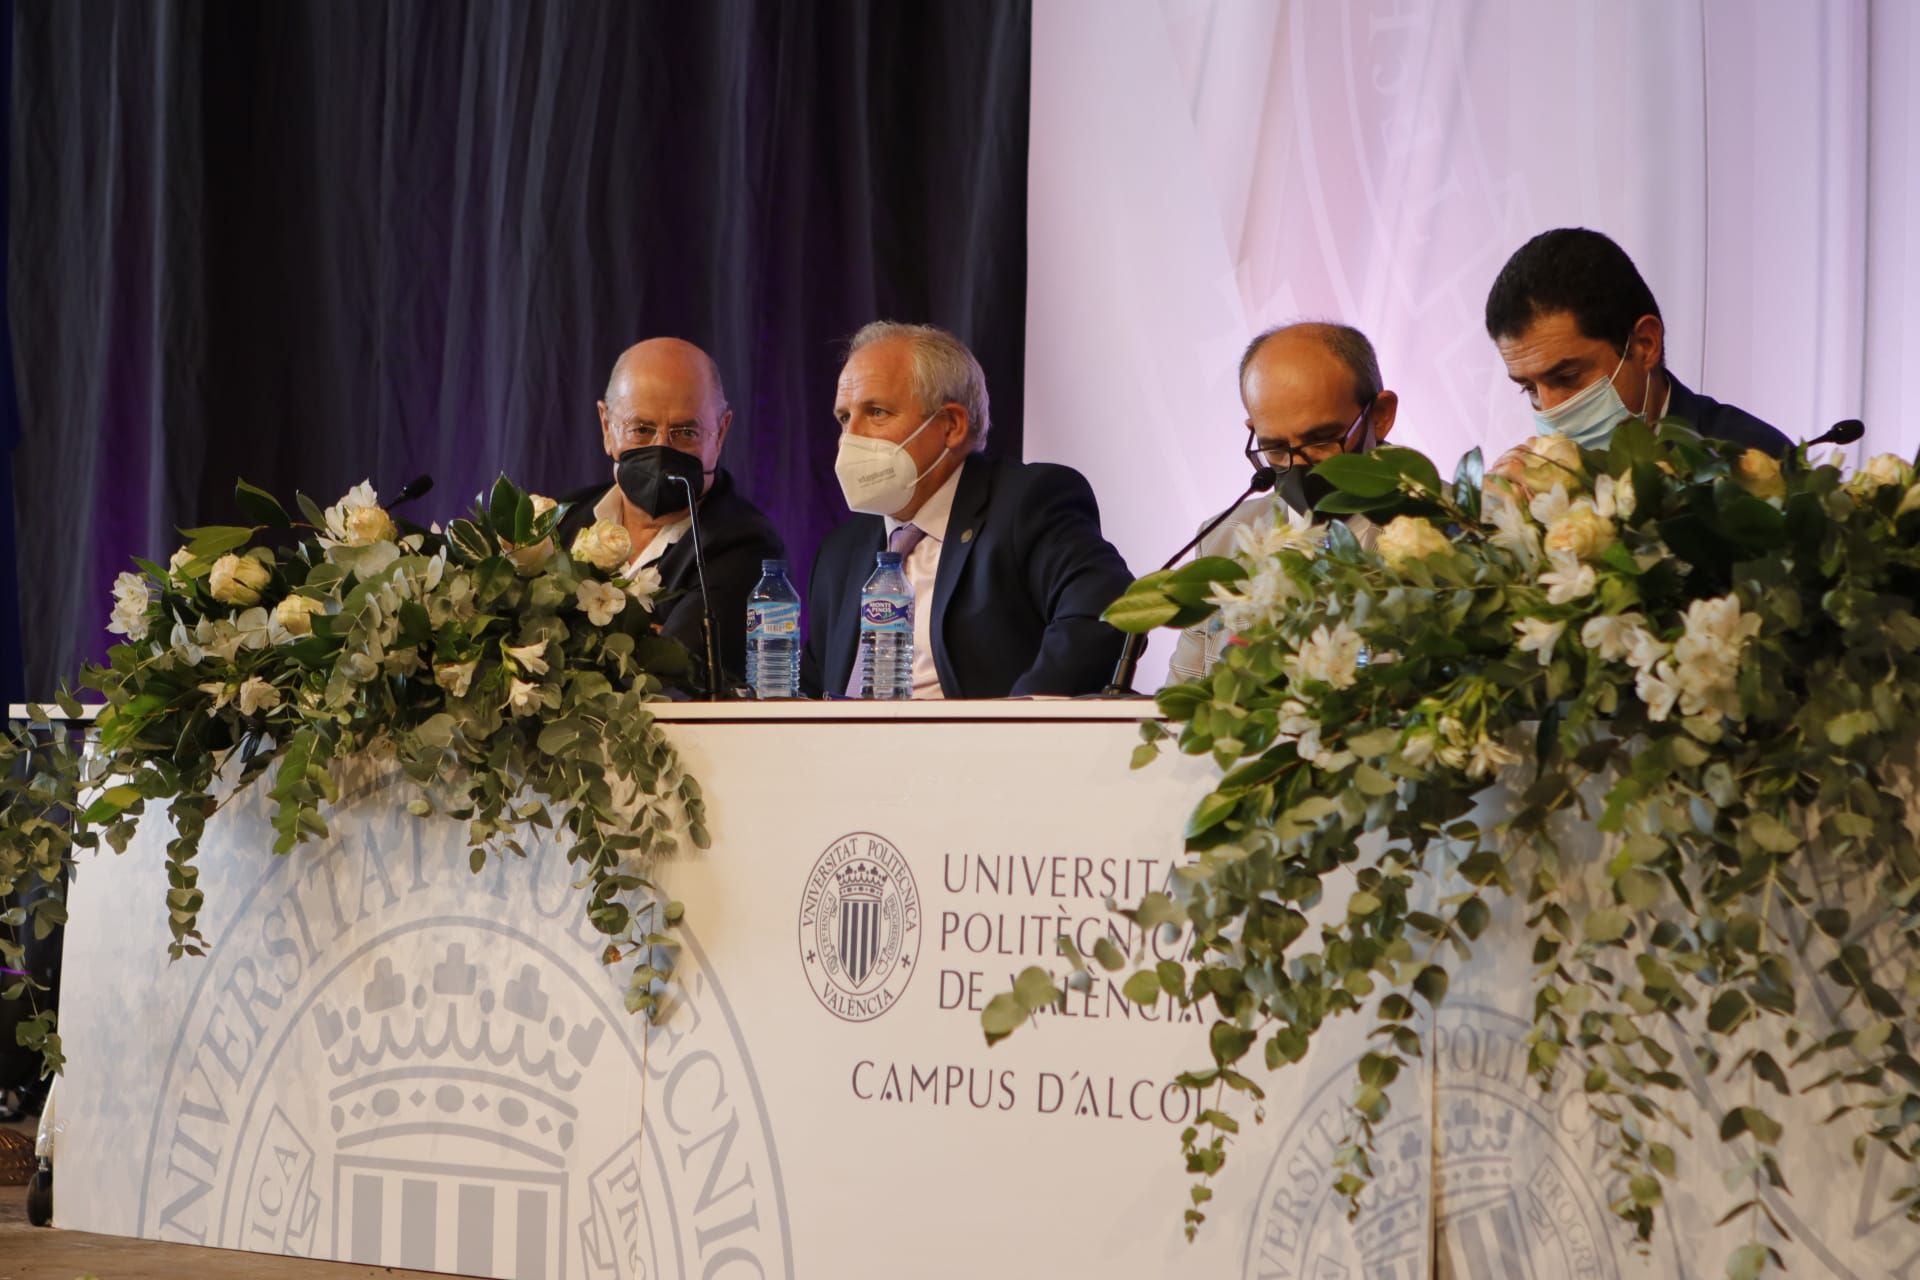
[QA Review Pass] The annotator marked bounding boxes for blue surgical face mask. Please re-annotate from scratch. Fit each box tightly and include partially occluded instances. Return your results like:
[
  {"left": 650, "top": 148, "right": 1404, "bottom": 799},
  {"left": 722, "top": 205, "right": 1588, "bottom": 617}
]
[{"left": 1533, "top": 348, "right": 1645, "bottom": 447}]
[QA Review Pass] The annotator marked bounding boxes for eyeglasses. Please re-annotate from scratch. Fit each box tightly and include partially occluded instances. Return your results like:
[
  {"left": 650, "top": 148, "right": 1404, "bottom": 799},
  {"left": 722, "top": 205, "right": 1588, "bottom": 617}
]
[
  {"left": 612, "top": 420, "right": 706, "bottom": 449},
  {"left": 1243, "top": 400, "right": 1375, "bottom": 474}
]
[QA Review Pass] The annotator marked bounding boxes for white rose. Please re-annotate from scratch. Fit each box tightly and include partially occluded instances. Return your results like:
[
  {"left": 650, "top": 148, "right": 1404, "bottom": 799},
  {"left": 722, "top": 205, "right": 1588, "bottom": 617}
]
[
  {"left": 577, "top": 578, "right": 628, "bottom": 626},
  {"left": 1850, "top": 453, "right": 1913, "bottom": 494},
  {"left": 167, "top": 546, "right": 195, "bottom": 577},
  {"left": 1542, "top": 501, "right": 1616, "bottom": 561},
  {"left": 272, "top": 594, "right": 326, "bottom": 639},
  {"left": 1732, "top": 449, "right": 1785, "bottom": 501},
  {"left": 529, "top": 493, "right": 558, "bottom": 520},
  {"left": 208, "top": 553, "right": 271, "bottom": 606},
  {"left": 571, "top": 519, "right": 633, "bottom": 571},
  {"left": 1375, "top": 516, "right": 1453, "bottom": 570},
  {"left": 236, "top": 676, "right": 282, "bottom": 716},
  {"left": 107, "top": 571, "right": 153, "bottom": 641},
  {"left": 344, "top": 503, "right": 399, "bottom": 546},
  {"left": 434, "top": 659, "right": 479, "bottom": 698},
  {"left": 322, "top": 481, "right": 398, "bottom": 546},
  {"left": 1518, "top": 434, "right": 1587, "bottom": 494}
]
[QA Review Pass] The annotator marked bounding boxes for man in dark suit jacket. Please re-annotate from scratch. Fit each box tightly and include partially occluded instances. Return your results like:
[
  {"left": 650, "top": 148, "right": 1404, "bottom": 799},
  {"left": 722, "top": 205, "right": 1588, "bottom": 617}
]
[
  {"left": 1485, "top": 227, "right": 1793, "bottom": 457},
  {"left": 801, "top": 322, "right": 1133, "bottom": 699},
  {"left": 556, "top": 338, "right": 784, "bottom": 687}
]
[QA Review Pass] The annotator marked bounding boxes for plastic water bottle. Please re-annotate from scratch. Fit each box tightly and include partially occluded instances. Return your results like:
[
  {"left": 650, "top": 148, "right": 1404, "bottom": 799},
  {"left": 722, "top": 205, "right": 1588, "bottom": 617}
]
[
  {"left": 745, "top": 560, "right": 802, "bottom": 699},
  {"left": 857, "top": 551, "right": 914, "bottom": 700}
]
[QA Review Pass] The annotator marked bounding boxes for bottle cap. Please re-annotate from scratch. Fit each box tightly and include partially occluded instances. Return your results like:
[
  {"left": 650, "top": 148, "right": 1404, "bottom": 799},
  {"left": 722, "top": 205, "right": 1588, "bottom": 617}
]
[
  {"left": 761, "top": 559, "right": 788, "bottom": 573},
  {"left": 875, "top": 551, "right": 903, "bottom": 568}
]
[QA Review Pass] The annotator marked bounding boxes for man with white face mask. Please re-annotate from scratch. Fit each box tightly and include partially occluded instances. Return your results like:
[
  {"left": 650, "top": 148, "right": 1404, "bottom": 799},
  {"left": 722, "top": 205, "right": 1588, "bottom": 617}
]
[
  {"left": 800, "top": 322, "right": 1133, "bottom": 698},
  {"left": 1485, "top": 228, "right": 1789, "bottom": 478}
]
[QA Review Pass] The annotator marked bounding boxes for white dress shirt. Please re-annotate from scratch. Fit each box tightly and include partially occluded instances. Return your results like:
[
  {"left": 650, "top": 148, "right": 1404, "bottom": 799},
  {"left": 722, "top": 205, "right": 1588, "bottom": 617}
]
[
  {"left": 883, "top": 462, "right": 965, "bottom": 699},
  {"left": 592, "top": 486, "right": 689, "bottom": 572}
]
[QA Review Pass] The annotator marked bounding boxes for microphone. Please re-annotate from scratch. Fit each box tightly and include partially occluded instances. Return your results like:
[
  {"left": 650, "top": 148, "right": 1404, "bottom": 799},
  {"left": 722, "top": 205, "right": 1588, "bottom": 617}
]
[
  {"left": 1806, "top": 419, "right": 1865, "bottom": 448},
  {"left": 1101, "top": 467, "right": 1276, "bottom": 696},
  {"left": 667, "top": 473, "right": 725, "bottom": 702},
  {"left": 385, "top": 474, "right": 434, "bottom": 509}
]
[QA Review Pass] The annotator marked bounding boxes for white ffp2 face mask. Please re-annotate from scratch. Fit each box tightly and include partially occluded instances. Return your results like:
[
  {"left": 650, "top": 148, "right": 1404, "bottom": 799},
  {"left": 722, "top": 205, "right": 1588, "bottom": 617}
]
[
  {"left": 833, "top": 410, "right": 951, "bottom": 515},
  {"left": 1532, "top": 346, "right": 1653, "bottom": 448}
]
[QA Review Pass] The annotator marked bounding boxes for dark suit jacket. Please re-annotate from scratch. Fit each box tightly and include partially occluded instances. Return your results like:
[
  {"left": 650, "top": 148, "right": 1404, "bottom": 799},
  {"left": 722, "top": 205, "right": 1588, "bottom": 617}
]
[
  {"left": 801, "top": 454, "right": 1134, "bottom": 699},
  {"left": 1668, "top": 374, "right": 1791, "bottom": 456},
  {"left": 555, "top": 468, "right": 786, "bottom": 686}
]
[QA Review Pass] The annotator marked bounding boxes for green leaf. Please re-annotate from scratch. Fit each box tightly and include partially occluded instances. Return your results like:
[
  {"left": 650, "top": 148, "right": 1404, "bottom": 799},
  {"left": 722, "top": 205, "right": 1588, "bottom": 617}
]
[
  {"left": 1185, "top": 791, "right": 1239, "bottom": 840},
  {"left": 179, "top": 524, "right": 256, "bottom": 559},
  {"left": 1412, "top": 965, "right": 1449, "bottom": 1008},
  {"left": 1123, "top": 969, "right": 1164, "bottom": 1005},
  {"left": 234, "top": 479, "right": 291, "bottom": 529},
  {"left": 1744, "top": 812, "right": 1799, "bottom": 854},
  {"left": 1726, "top": 1243, "right": 1771, "bottom": 1280},
  {"left": 1013, "top": 966, "right": 1061, "bottom": 1011},
  {"left": 1585, "top": 910, "right": 1630, "bottom": 944},
  {"left": 1102, "top": 584, "right": 1181, "bottom": 633},
  {"left": 981, "top": 992, "right": 1027, "bottom": 1044},
  {"left": 1312, "top": 452, "right": 1402, "bottom": 498},
  {"left": 1210, "top": 1022, "right": 1256, "bottom": 1065}
]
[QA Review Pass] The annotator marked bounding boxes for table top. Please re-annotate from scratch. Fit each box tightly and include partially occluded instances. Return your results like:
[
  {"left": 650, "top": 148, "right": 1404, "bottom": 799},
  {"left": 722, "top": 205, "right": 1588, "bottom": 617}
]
[{"left": 8, "top": 697, "right": 1159, "bottom": 726}]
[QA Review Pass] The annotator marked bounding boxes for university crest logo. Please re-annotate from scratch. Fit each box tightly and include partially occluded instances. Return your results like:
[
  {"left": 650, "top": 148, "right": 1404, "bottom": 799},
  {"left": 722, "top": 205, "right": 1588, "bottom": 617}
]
[
  {"left": 134, "top": 772, "right": 793, "bottom": 1279},
  {"left": 797, "top": 831, "right": 921, "bottom": 1023}
]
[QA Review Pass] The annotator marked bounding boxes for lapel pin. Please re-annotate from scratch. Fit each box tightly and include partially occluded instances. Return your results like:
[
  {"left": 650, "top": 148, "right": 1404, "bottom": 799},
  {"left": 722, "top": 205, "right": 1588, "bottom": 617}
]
[{"left": 961, "top": 528, "right": 974, "bottom": 543}]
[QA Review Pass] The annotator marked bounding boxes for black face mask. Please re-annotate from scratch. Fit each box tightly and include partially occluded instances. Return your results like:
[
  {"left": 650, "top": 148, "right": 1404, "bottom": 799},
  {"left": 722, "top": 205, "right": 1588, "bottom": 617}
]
[
  {"left": 616, "top": 446, "right": 708, "bottom": 517},
  {"left": 1275, "top": 468, "right": 1338, "bottom": 518},
  {"left": 1271, "top": 401, "right": 1379, "bottom": 519}
]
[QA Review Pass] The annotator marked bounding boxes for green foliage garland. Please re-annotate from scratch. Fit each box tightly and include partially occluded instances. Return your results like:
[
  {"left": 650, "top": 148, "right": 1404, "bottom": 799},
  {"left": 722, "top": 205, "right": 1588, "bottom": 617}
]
[
  {"left": 0, "top": 476, "right": 707, "bottom": 1074},
  {"left": 986, "top": 421, "right": 1920, "bottom": 1275}
]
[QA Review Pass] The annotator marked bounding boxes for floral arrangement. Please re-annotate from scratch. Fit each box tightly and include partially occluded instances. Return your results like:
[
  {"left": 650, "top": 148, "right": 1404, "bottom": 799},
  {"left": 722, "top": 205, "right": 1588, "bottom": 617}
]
[
  {"left": 985, "top": 420, "right": 1920, "bottom": 1276},
  {"left": 1, "top": 477, "right": 705, "bottom": 1072}
]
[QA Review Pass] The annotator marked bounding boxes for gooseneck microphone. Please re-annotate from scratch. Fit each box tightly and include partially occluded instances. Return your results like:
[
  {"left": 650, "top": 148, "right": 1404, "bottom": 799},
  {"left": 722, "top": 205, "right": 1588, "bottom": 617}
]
[
  {"left": 1101, "top": 467, "right": 1277, "bottom": 697},
  {"left": 385, "top": 474, "right": 435, "bottom": 509},
  {"left": 1806, "top": 419, "right": 1865, "bottom": 449},
  {"left": 667, "top": 473, "right": 725, "bottom": 702}
]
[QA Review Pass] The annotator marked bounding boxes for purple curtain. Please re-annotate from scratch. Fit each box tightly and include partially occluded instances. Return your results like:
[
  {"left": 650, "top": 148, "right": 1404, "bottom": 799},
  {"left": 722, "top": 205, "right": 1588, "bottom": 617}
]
[{"left": 7, "top": 0, "right": 1031, "bottom": 695}]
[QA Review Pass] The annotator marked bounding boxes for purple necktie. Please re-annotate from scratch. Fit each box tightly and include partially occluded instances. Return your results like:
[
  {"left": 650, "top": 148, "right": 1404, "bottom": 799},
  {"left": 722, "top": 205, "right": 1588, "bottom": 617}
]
[{"left": 846, "top": 524, "right": 925, "bottom": 695}]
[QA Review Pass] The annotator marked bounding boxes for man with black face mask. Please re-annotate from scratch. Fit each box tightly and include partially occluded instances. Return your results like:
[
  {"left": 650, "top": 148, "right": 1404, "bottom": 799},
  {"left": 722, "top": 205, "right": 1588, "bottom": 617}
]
[
  {"left": 556, "top": 338, "right": 785, "bottom": 687},
  {"left": 1165, "top": 322, "right": 1399, "bottom": 684}
]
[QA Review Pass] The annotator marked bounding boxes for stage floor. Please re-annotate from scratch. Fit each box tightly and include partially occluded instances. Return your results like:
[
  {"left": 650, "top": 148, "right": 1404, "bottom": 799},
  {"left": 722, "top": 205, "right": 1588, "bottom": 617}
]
[{"left": 0, "top": 1129, "right": 451, "bottom": 1280}]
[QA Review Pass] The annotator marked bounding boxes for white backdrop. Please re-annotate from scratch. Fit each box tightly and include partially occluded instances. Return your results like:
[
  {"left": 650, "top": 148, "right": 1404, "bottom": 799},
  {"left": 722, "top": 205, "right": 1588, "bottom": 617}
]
[{"left": 1025, "top": 0, "right": 1920, "bottom": 688}]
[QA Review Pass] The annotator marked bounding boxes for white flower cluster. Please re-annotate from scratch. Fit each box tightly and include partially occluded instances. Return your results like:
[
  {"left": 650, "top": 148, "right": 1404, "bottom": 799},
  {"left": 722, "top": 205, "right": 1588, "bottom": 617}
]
[
  {"left": 1400, "top": 712, "right": 1520, "bottom": 780},
  {"left": 107, "top": 571, "right": 152, "bottom": 641}
]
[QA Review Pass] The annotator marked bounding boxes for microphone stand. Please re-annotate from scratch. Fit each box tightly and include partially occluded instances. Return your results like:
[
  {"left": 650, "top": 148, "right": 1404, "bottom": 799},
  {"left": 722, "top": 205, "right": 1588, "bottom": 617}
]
[
  {"left": 668, "top": 473, "right": 725, "bottom": 702},
  {"left": 1101, "top": 468, "right": 1275, "bottom": 696}
]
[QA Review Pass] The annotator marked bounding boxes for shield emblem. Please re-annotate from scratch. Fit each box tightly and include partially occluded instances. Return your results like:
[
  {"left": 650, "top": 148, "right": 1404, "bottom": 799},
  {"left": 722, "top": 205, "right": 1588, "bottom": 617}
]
[
  {"left": 835, "top": 862, "right": 886, "bottom": 987},
  {"left": 1437, "top": 1190, "right": 1536, "bottom": 1280}
]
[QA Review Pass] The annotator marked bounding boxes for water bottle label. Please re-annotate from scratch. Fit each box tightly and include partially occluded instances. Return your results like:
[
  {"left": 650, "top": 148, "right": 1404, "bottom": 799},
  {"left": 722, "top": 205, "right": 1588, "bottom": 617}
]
[
  {"left": 859, "top": 596, "right": 912, "bottom": 631},
  {"left": 747, "top": 602, "right": 800, "bottom": 636}
]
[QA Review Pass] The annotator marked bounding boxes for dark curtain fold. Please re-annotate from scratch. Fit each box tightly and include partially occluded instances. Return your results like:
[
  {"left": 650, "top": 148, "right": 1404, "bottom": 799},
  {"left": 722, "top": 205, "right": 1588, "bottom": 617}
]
[{"left": 7, "top": 0, "right": 1031, "bottom": 695}]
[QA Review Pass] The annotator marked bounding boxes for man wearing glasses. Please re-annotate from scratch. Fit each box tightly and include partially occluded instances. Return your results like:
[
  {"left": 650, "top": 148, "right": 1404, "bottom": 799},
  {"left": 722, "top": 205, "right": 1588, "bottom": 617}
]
[
  {"left": 557, "top": 337, "right": 785, "bottom": 684},
  {"left": 1165, "top": 322, "right": 1399, "bottom": 684}
]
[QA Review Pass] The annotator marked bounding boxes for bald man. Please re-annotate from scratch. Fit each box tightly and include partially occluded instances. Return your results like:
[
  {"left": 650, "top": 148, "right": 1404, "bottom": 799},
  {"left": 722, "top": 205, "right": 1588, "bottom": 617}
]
[
  {"left": 1165, "top": 322, "right": 1398, "bottom": 684},
  {"left": 556, "top": 338, "right": 785, "bottom": 686}
]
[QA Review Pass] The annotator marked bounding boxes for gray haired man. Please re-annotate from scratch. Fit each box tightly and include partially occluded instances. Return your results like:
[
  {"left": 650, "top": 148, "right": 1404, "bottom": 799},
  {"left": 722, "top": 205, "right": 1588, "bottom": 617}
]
[{"left": 800, "top": 322, "right": 1134, "bottom": 698}]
